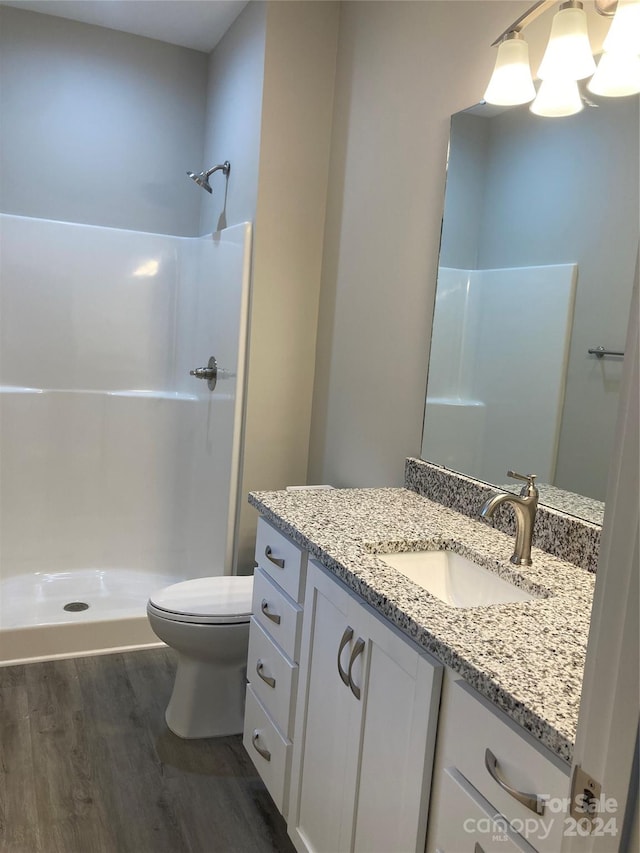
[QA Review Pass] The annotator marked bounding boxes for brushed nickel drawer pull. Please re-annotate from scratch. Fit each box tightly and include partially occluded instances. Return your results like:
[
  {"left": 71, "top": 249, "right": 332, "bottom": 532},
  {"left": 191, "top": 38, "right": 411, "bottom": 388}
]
[
  {"left": 348, "top": 637, "right": 366, "bottom": 700},
  {"left": 256, "top": 659, "right": 276, "bottom": 688},
  {"left": 260, "top": 598, "right": 281, "bottom": 625},
  {"left": 252, "top": 730, "right": 271, "bottom": 762},
  {"left": 264, "top": 545, "right": 285, "bottom": 569},
  {"left": 484, "top": 748, "right": 545, "bottom": 815},
  {"left": 337, "top": 626, "right": 354, "bottom": 686}
]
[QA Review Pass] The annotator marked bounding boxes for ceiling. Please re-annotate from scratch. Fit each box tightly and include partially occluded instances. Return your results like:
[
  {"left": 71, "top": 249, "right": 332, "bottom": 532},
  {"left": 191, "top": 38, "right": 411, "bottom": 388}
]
[{"left": 0, "top": 0, "right": 249, "bottom": 52}]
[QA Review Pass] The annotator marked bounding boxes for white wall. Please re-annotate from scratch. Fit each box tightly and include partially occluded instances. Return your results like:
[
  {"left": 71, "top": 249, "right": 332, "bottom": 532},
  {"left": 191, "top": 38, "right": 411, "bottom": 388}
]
[
  {"left": 0, "top": 5, "right": 208, "bottom": 236},
  {"left": 308, "top": 0, "right": 529, "bottom": 487}
]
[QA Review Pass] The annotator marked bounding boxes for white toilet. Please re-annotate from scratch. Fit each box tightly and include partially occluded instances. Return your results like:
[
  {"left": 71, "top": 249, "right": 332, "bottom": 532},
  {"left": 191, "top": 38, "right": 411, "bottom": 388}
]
[{"left": 146, "top": 575, "right": 254, "bottom": 739}]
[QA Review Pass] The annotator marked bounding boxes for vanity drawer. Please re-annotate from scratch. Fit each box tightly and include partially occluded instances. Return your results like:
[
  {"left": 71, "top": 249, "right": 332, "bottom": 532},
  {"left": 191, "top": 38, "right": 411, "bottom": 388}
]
[
  {"left": 247, "top": 617, "right": 298, "bottom": 738},
  {"left": 243, "top": 685, "right": 292, "bottom": 816},
  {"left": 255, "top": 517, "right": 307, "bottom": 603},
  {"left": 441, "top": 680, "right": 570, "bottom": 852},
  {"left": 433, "top": 768, "right": 535, "bottom": 853},
  {"left": 252, "top": 568, "right": 302, "bottom": 661}
]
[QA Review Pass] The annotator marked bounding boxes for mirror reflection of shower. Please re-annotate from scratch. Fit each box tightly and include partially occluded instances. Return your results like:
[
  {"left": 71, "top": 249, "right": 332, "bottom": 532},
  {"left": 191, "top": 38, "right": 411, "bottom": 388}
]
[{"left": 187, "top": 161, "right": 231, "bottom": 194}]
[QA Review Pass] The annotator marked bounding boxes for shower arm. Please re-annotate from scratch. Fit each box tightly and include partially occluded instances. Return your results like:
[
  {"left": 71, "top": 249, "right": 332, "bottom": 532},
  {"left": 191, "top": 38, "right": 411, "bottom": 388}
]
[{"left": 205, "top": 162, "right": 231, "bottom": 179}]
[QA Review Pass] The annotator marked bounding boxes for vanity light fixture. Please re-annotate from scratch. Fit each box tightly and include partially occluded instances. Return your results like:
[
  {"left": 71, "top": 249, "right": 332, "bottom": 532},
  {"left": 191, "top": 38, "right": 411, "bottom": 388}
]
[
  {"left": 485, "top": 0, "right": 640, "bottom": 115},
  {"left": 601, "top": 0, "right": 640, "bottom": 53},
  {"left": 530, "top": 77, "right": 584, "bottom": 114},
  {"left": 537, "top": 1, "right": 596, "bottom": 82},
  {"left": 588, "top": 48, "right": 640, "bottom": 94},
  {"left": 484, "top": 32, "right": 537, "bottom": 105},
  {"left": 588, "top": 0, "right": 640, "bottom": 95}
]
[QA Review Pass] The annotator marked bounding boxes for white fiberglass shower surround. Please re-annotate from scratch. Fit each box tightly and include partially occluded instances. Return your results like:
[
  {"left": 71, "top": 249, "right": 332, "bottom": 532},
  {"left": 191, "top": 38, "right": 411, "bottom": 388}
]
[{"left": 0, "top": 214, "right": 252, "bottom": 665}]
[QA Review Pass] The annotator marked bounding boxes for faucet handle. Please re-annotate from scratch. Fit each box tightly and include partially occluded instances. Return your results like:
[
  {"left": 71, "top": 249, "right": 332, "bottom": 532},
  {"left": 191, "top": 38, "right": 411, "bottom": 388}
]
[{"left": 507, "top": 470, "right": 538, "bottom": 497}]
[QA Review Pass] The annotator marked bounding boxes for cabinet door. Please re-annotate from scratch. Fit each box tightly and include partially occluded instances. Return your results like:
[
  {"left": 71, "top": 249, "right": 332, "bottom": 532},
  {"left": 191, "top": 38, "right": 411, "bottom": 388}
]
[
  {"left": 289, "top": 563, "right": 366, "bottom": 853},
  {"left": 353, "top": 601, "right": 442, "bottom": 853},
  {"left": 289, "top": 561, "right": 442, "bottom": 853}
]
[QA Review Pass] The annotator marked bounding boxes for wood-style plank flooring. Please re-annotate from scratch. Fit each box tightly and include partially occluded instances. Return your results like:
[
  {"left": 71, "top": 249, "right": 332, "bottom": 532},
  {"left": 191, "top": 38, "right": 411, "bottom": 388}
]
[{"left": 0, "top": 648, "right": 295, "bottom": 853}]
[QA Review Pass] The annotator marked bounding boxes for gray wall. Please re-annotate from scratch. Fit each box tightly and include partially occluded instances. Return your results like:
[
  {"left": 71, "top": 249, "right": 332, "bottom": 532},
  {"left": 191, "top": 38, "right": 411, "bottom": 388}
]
[
  {"left": 477, "top": 100, "right": 638, "bottom": 499},
  {"left": 199, "top": 1, "right": 267, "bottom": 235},
  {"left": 439, "top": 111, "right": 489, "bottom": 270},
  {"left": 307, "top": 0, "right": 624, "bottom": 492},
  {"left": 0, "top": 5, "right": 208, "bottom": 236},
  {"left": 308, "top": 0, "right": 529, "bottom": 487},
  {"left": 197, "top": 1, "right": 339, "bottom": 572},
  {"left": 235, "top": 0, "right": 339, "bottom": 571},
  {"left": 0, "top": 0, "right": 339, "bottom": 575}
]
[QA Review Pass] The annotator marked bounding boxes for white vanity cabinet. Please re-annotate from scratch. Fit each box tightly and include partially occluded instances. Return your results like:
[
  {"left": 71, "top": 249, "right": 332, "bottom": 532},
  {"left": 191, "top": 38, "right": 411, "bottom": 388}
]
[
  {"left": 243, "top": 517, "right": 308, "bottom": 816},
  {"left": 426, "top": 677, "right": 571, "bottom": 853},
  {"left": 288, "top": 560, "right": 443, "bottom": 853},
  {"left": 244, "top": 515, "right": 572, "bottom": 853}
]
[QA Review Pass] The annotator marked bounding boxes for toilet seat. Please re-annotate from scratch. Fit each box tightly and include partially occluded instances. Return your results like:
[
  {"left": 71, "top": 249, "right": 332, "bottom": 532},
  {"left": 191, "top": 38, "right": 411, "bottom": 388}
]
[{"left": 148, "top": 575, "right": 253, "bottom": 625}]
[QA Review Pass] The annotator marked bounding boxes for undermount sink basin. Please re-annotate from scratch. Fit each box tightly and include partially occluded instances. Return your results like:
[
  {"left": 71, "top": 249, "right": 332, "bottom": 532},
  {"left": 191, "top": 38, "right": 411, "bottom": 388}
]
[{"left": 377, "top": 550, "right": 538, "bottom": 609}]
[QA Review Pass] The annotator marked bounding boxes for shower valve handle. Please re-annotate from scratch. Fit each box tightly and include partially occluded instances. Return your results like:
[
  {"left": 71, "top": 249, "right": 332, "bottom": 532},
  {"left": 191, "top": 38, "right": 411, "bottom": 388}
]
[{"left": 189, "top": 356, "right": 217, "bottom": 391}]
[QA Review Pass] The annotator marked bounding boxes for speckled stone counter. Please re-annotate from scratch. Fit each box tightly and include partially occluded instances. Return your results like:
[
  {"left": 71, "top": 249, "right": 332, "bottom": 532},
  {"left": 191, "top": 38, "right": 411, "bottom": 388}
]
[
  {"left": 405, "top": 458, "right": 602, "bottom": 573},
  {"left": 249, "top": 486, "right": 595, "bottom": 764}
]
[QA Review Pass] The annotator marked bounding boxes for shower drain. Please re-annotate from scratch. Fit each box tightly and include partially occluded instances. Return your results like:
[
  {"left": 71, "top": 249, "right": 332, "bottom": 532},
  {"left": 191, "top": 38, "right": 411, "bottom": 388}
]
[{"left": 63, "top": 601, "right": 90, "bottom": 612}]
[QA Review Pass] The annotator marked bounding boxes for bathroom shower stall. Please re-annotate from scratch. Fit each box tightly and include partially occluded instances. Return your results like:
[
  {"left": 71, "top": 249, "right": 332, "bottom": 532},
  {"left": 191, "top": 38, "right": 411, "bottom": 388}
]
[
  {"left": 422, "top": 262, "right": 577, "bottom": 485},
  {"left": 0, "top": 213, "right": 252, "bottom": 665}
]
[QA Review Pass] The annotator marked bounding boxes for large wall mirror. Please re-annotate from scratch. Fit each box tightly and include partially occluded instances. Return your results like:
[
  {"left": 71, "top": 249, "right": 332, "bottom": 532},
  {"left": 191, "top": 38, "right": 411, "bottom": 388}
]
[{"left": 421, "top": 94, "right": 638, "bottom": 522}]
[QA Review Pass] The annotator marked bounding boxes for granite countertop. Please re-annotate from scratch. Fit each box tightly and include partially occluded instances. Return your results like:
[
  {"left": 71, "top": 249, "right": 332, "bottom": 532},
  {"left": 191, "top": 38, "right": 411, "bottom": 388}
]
[{"left": 249, "top": 486, "right": 596, "bottom": 764}]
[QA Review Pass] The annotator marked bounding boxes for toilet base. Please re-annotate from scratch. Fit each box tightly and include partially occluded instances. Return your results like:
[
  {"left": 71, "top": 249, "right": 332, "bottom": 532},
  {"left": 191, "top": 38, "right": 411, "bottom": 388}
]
[{"left": 165, "top": 653, "right": 247, "bottom": 739}]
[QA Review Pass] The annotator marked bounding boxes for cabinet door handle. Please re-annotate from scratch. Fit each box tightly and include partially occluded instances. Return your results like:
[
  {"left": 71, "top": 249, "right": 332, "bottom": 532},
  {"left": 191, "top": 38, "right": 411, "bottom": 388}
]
[
  {"left": 484, "top": 748, "right": 545, "bottom": 815},
  {"left": 264, "top": 545, "right": 285, "bottom": 569},
  {"left": 337, "top": 626, "right": 354, "bottom": 686},
  {"left": 256, "top": 659, "right": 276, "bottom": 688},
  {"left": 347, "top": 637, "right": 365, "bottom": 700},
  {"left": 252, "top": 730, "right": 271, "bottom": 762},
  {"left": 260, "top": 598, "right": 281, "bottom": 625}
]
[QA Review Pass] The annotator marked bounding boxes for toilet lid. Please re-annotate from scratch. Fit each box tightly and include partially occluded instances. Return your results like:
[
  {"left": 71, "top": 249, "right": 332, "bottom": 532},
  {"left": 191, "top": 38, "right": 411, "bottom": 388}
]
[{"left": 148, "top": 575, "right": 253, "bottom": 624}]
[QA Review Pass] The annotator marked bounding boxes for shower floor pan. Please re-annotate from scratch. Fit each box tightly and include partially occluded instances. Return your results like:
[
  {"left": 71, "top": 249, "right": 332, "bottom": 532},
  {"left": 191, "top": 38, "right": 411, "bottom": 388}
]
[{"left": 0, "top": 568, "right": 180, "bottom": 666}]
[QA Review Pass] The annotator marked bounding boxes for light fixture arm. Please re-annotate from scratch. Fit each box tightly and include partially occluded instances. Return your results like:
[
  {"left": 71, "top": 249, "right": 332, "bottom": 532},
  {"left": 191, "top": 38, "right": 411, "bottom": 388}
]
[
  {"left": 491, "top": 0, "right": 617, "bottom": 45},
  {"left": 491, "top": 1, "right": 556, "bottom": 46}
]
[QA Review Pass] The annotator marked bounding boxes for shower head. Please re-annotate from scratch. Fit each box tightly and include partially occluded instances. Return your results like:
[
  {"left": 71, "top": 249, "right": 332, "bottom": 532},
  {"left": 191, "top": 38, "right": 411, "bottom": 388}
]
[
  {"left": 187, "top": 170, "right": 213, "bottom": 193},
  {"left": 186, "top": 161, "right": 231, "bottom": 194}
]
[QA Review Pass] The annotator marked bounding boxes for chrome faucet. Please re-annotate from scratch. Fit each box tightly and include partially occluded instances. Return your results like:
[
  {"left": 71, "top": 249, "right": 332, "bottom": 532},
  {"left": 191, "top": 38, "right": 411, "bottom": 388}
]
[{"left": 479, "top": 471, "right": 539, "bottom": 566}]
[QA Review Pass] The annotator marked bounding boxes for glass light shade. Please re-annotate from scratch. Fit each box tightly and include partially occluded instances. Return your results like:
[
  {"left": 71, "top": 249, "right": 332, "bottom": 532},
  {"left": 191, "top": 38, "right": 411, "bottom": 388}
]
[
  {"left": 484, "top": 36, "right": 536, "bottom": 105},
  {"left": 538, "top": 5, "right": 597, "bottom": 81},
  {"left": 603, "top": 0, "right": 640, "bottom": 56},
  {"left": 587, "top": 50, "right": 640, "bottom": 96},
  {"left": 530, "top": 78, "right": 584, "bottom": 116}
]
